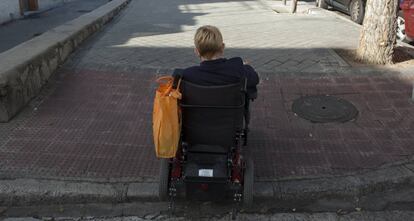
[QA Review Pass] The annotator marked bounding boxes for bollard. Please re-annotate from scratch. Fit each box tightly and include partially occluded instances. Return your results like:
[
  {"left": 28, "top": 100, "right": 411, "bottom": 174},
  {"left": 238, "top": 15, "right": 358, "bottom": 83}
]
[{"left": 291, "top": 0, "right": 298, "bottom": 13}]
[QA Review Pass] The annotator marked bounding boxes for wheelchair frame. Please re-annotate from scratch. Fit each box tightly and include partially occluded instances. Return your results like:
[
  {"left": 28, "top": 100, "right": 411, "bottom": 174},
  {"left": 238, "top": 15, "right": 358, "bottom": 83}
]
[{"left": 158, "top": 79, "right": 254, "bottom": 209}]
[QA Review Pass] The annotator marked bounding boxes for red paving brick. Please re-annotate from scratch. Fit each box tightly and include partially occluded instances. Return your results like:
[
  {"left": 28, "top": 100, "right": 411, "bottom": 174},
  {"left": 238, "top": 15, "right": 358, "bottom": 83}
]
[{"left": 0, "top": 69, "right": 414, "bottom": 181}]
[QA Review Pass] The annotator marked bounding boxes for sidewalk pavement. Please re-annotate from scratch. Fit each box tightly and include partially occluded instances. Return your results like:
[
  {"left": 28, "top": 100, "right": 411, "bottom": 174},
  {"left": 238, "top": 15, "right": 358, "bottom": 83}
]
[
  {"left": 0, "top": 0, "right": 413, "bottom": 210},
  {"left": 264, "top": 0, "right": 317, "bottom": 14},
  {"left": 0, "top": 0, "right": 109, "bottom": 53}
]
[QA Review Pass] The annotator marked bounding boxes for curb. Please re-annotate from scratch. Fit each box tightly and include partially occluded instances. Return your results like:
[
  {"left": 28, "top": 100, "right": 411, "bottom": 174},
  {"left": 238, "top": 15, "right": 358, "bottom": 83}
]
[
  {"left": 256, "top": 160, "right": 414, "bottom": 211},
  {"left": 0, "top": 179, "right": 159, "bottom": 206},
  {"left": 0, "top": 0, "right": 130, "bottom": 122},
  {"left": 0, "top": 159, "right": 412, "bottom": 211},
  {"left": 307, "top": 7, "right": 362, "bottom": 29}
]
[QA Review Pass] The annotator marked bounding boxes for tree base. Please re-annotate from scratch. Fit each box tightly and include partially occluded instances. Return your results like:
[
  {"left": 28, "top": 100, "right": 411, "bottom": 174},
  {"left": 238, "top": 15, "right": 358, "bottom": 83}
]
[{"left": 335, "top": 48, "right": 414, "bottom": 66}]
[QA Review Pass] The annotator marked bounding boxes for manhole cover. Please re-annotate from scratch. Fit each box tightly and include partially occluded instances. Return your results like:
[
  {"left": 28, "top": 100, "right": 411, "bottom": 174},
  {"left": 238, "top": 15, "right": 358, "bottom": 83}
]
[{"left": 292, "top": 95, "right": 358, "bottom": 123}]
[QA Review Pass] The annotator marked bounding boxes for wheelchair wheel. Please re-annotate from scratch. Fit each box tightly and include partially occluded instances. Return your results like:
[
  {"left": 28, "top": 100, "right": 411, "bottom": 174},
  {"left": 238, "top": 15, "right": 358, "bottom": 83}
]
[
  {"left": 243, "top": 157, "right": 254, "bottom": 207},
  {"left": 158, "top": 158, "right": 170, "bottom": 201}
]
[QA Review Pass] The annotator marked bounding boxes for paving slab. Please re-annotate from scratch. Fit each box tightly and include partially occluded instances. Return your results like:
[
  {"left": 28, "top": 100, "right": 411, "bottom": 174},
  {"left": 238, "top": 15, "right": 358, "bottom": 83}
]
[{"left": 66, "top": 0, "right": 358, "bottom": 74}]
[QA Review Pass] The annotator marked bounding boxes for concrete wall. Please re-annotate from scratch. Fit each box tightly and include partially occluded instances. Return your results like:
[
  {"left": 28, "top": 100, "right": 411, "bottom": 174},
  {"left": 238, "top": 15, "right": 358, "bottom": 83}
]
[{"left": 0, "top": 1, "right": 21, "bottom": 24}]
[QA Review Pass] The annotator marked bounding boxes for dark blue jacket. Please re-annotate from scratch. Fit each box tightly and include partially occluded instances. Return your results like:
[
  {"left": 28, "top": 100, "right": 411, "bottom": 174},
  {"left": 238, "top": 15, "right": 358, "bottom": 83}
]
[{"left": 176, "top": 57, "right": 259, "bottom": 97}]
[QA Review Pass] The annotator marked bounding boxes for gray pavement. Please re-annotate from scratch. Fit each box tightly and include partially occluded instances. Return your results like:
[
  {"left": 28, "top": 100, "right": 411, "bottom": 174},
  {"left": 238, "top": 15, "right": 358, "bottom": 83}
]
[
  {"left": 66, "top": 0, "right": 359, "bottom": 74},
  {"left": 2, "top": 211, "right": 414, "bottom": 221},
  {"left": 0, "top": 0, "right": 109, "bottom": 53}
]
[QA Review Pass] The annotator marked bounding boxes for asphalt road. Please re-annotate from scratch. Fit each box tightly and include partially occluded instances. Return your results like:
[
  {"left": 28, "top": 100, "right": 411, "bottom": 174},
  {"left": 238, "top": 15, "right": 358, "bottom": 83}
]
[
  {"left": 0, "top": 0, "right": 108, "bottom": 53},
  {"left": 1, "top": 202, "right": 413, "bottom": 221}
]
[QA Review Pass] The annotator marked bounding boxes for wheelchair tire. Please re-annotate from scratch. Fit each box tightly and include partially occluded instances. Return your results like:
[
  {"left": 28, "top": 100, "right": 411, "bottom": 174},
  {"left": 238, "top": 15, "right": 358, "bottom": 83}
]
[
  {"left": 158, "top": 158, "right": 170, "bottom": 201},
  {"left": 243, "top": 157, "right": 254, "bottom": 207}
]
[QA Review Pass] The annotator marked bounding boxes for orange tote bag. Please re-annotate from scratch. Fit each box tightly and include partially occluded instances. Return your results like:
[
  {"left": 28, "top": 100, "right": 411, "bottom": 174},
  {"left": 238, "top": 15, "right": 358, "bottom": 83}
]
[{"left": 152, "top": 76, "right": 182, "bottom": 158}]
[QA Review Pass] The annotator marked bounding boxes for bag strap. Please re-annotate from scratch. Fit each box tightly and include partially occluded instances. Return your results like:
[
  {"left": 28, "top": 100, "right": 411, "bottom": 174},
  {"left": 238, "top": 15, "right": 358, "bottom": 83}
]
[
  {"left": 172, "top": 74, "right": 182, "bottom": 90},
  {"left": 176, "top": 78, "right": 182, "bottom": 90}
]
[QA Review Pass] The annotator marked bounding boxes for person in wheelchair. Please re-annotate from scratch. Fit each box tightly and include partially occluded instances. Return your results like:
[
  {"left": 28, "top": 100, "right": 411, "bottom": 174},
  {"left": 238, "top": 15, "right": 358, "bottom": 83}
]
[
  {"left": 160, "top": 25, "right": 259, "bottom": 207},
  {"left": 175, "top": 25, "right": 259, "bottom": 99},
  {"left": 174, "top": 25, "right": 259, "bottom": 130}
]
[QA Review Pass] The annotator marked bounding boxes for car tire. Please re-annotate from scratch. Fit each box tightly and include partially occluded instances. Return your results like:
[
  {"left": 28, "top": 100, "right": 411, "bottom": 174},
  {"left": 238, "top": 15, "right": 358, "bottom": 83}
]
[
  {"left": 158, "top": 158, "right": 170, "bottom": 201},
  {"left": 397, "top": 11, "right": 408, "bottom": 42},
  {"left": 316, "top": 0, "right": 328, "bottom": 9},
  {"left": 350, "top": 0, "right": 365, "bottom": 24}
]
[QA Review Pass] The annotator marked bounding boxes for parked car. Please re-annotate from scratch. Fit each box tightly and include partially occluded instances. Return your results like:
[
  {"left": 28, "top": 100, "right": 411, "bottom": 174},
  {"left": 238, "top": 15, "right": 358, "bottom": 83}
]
[
  {"left": 317, "top": 0, "right": 413, "bottom": 43},
  {"left": 398, "top": 0, "right": 414, "bottom": 42},
  {"left": 316, "top": 0, "right": 366, "bottom": 24}
]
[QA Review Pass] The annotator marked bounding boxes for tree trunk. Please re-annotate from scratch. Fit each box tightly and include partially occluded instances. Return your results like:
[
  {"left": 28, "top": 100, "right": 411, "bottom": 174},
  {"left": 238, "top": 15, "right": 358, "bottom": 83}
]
[
  {"left": 291, "top": 0, "right": 298, "bottom": 13},
  {"left": 356, "top": 0, "right": 399, "bottom": 64}
]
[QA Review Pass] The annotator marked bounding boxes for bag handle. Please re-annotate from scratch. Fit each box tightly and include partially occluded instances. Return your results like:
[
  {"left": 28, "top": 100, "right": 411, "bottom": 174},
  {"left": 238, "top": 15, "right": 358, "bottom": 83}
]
[
  {"left": 156, "top": 76, "right": 174, "bottom": 96},
  {"left": 156, "top": 76, "right": 173, "bottom": 84},
  {"left": 156, "top": 76, "right": 182, "bottom": 97}
]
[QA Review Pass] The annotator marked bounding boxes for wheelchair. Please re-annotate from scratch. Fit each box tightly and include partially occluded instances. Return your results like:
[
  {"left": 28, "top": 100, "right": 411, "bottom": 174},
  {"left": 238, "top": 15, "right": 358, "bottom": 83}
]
[{"left": 158, "top": 76, "right": 254, "bottom": 207}]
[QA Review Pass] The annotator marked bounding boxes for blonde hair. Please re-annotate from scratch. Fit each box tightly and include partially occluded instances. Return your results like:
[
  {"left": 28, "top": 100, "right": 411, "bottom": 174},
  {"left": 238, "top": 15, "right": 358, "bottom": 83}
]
[{"left": 194, "top": 25, "right": 224, "bottom": 59}]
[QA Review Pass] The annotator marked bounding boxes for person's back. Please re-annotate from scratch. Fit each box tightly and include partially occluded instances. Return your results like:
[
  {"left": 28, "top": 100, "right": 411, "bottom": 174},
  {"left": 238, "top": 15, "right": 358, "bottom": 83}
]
[{"left": 176, "top": 25, "right": 259, "bottom": 98}]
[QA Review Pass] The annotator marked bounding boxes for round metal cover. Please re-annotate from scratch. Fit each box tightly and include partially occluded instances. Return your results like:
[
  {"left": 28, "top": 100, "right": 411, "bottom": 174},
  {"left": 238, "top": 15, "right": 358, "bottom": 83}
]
[{"left": 292, "top": 95, "right": 358, "bottom": 123}]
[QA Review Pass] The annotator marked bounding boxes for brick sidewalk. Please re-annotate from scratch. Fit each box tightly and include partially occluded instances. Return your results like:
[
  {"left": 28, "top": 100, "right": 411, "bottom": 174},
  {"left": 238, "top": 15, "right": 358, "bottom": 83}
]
[
  {"left": 252, "top": 73, "right": 414, "bottom": 179},
  {"left": 0, "top": 0, "right": 413, "bottom": 182},
  {"left": 0, "top": 67, "right": 412, "bottom": 181}
]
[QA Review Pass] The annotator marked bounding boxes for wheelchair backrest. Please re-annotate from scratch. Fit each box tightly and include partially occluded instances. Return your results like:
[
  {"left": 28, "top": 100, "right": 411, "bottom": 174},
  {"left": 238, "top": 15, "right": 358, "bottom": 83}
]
[{"left": 180, "top": 80, "right": 246, "bottom": 148}]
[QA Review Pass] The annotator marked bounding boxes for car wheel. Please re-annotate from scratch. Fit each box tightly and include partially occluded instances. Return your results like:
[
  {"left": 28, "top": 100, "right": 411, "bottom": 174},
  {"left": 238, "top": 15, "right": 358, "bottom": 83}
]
[
  {"left": 397, "top": 11, "right": 408, "bottom": 42},
  {"left": 316, "top": 0, "right": 328, "bottom": 9},
  {"left": 350, "top": 0, "right": 365, "bottom": 24}
]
